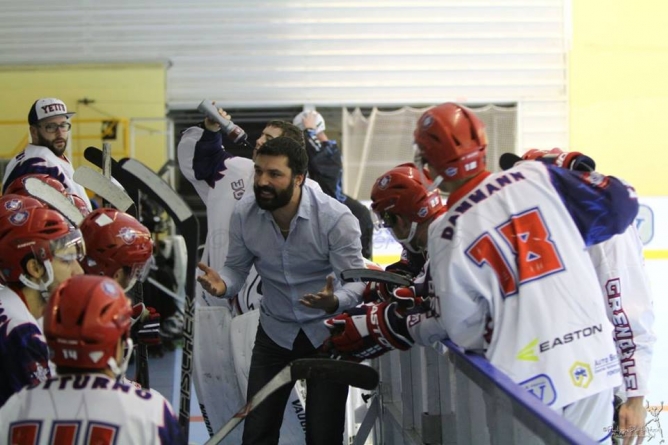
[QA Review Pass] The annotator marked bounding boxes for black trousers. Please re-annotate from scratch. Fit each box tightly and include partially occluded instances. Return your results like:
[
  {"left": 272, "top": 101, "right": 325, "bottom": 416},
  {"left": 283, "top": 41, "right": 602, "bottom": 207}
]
[{"left": 241, "top": 324, "right": 349, "bottom": 445}]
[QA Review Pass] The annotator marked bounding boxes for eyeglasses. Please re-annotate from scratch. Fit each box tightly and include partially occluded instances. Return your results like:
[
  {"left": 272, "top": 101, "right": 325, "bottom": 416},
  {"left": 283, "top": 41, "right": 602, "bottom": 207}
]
[{"left": 38, "top": 122, "right": 72, "bottom": 133}]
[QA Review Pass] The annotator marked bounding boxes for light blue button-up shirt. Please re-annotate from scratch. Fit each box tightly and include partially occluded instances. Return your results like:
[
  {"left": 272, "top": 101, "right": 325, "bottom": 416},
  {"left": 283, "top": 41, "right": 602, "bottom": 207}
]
[{"left": 219, "top": 182, "right": 366, "bottom": 349}]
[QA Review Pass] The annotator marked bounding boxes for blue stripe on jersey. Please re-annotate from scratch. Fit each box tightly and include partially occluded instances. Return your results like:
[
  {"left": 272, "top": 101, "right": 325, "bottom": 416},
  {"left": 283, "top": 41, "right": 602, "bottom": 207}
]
[
  {"left": 192, "top": 130, "right": 234, "bottom": 188},
  {"left": 546, "top": 165, "right": 638, "bottom": 246},
  {"left": 2, "top": 157, "right": 67, "bottom": 194},
  {"left": 158, "top": 401, "right": 187, "bottom": 444},
  {"left": 0, "top": 322, "right": 50, "bottom": 407}
]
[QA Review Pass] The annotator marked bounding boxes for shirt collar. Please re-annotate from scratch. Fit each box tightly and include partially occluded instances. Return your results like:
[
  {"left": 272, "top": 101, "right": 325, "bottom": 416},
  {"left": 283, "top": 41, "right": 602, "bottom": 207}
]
[{"left": 446, "top": 170, "right": 492, "bottom": 207}]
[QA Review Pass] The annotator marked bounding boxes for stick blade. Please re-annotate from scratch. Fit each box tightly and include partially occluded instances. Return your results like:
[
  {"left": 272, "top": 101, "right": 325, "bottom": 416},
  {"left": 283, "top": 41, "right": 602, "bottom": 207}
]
[
  {"left": 23, "top": 178, "right": 84, "bottom": 226},
  {"left": 290, "top": 358, "right": 379, "bottom": 391},
  {"left": 73, "top": 166, "right": 134, "bottom": 212},
  {"left": 340, "top": 268, "right": 412, "bottom": 287}
]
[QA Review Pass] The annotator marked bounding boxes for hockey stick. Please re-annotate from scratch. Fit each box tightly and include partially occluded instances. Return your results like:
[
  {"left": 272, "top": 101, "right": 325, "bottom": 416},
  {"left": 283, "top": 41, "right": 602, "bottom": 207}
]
[
  {"left": 340, "top": 269, "right": 412, "bottom": 287},
  {"left": 23, "top": 178, "right": 84, "bottom": 226},
  {"left": 118, "top": 158, "right": 199, "bottom": 436},
  {"left": 204, "top": 358, "right": 379, "bottom": 445},
  {"left": 73, "top": 166, "right": 134, "bottom": 212}
]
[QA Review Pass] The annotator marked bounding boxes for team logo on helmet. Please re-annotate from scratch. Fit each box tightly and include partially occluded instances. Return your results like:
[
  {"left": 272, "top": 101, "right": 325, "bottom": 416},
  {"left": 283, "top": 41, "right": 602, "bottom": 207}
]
[
  {"left": 4, "top": 199, "right": 22, "bottom": 211},
  {"left": 377, "top": 175, "right": 392, "bottom": 190},
  {"left": 417, "top": 206, "right": 429, "bottom": 218},
  {"left": 102, "top": 280, "right": 120, "bottom": 297},
  {"left": 8, "top": 211, "right": 29, "bottom": 226},
  {"left": 421, "top": 115, "right": 434, "bottom": 129},
  {"left": 118, "top": 227, "right": 137, "bottom": 245}
]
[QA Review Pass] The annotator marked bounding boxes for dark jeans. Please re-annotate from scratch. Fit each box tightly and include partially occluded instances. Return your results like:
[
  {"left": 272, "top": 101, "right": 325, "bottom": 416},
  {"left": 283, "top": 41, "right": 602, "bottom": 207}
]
[{"left": 241, "top": 324, "right": 349, "bottom": 445}]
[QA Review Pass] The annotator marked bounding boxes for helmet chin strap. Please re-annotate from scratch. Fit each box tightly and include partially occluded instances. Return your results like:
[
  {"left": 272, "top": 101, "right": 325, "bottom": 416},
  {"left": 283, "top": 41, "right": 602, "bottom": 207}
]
[
  {"left": 19, "top": 260, "right": 55, "bottom": 301},
  {"left": 108, "top": 338, "right": 134, "bottom": 378},
  {"left": 393, "top": 222, "right": 424, "bottom": 254}
]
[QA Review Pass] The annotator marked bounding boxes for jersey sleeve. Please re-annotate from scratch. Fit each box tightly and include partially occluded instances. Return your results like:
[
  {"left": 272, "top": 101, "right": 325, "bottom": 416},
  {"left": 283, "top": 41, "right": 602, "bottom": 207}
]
[
  {"left": 304, "top": 130, "right": 345, "bottom": 201},
  {"left": 176, "top": 126, "right": 235, "bottom": 203},
  {"left": 157, "top": 399, "right": 187, "bottom": 444},
  {"left": 547, "top": 166, "right": 639, "bottom": 246},
  {"left": 0, "top": 323, "right": 50, "bottom": 407},
  {"left": 588, "top": 226, "right": 656, "bottom": 398}
]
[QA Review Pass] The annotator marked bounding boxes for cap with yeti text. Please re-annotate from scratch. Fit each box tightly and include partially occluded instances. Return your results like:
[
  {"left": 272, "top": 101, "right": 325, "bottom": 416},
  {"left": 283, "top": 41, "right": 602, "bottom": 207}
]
[{"left": 28, "top": 98, "right": 75, "bottom": 125}]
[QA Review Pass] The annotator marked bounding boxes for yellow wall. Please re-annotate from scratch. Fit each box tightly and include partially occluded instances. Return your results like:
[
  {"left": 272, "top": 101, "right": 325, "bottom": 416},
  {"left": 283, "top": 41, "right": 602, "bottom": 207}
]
[
  {"left": 0, "top": 63, "right": 167, "bottom": 172},
  {"left": 570, "top": 3, "right": 668, "bottom": 195}
]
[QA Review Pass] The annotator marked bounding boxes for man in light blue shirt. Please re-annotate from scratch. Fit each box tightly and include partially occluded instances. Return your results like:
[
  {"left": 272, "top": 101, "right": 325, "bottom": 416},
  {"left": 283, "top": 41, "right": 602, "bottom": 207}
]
[{"left": 198, "top": 136, "right": 365, "bottom": 445}]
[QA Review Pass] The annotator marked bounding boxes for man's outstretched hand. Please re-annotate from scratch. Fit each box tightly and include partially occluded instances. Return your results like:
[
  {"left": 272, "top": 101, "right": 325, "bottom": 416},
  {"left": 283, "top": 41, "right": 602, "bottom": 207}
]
[
  {"left": 300, "top": 275, "right": 339, "bottom": 313},
  {"left": 196, "top": 262, "right": 227, "bottom": 297}
]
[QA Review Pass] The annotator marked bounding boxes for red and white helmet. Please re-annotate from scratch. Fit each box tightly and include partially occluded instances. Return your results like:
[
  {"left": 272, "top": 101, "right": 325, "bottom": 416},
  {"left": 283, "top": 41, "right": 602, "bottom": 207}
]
[
  {"left": 413, "top": 103, "right": 488, "bottom": 187},
  {"left": 371, "top": 163, "right": 445, "bottom": 252},
  {"left": 45, "top": 275, "right": 132, "bottom": 373},
  {"left": 68, "top": 193, "right": 91, "bottom": 216},
  {"left": 0, "top": 205, "right": 84, "bottom": 288},
  {"left": 4, "top": 173, "right": 67, "bottom": 197},
  {"left": 79, "top": 208, "right": 153, "bottom": 291}
]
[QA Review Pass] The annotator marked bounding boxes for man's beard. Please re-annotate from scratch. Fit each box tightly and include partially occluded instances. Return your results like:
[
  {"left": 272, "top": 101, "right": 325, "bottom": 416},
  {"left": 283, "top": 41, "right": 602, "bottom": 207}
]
[
  {"left": 34, "top": 133, "right": 68, "bottom": 157},
  {"left": 254, "top": 181, "right": 295, "bottom": 211}
]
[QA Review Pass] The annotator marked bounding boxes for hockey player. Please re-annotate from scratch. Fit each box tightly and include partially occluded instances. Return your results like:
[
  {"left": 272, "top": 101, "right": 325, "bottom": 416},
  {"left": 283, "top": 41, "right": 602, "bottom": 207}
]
[
  {"left": 325, "top": 163, "right": 445, "bottom": 362},
  {"left": 79, "top": 207, "right": 161, "bottom": 349},
  {"left": 0, "top": 198, "right": 85, "bottom": 407},
  {"left": 0, "top": 275, "right": 185, "bottom": 444},
  {"left": 325, "top": 103, "right": 638, "bottom": 440},
  {"left": 2, "top": 98, "right": 91, "bottom": 211},
  {"left": 501, "top": 147, "right": 656, "bottom": 443}
]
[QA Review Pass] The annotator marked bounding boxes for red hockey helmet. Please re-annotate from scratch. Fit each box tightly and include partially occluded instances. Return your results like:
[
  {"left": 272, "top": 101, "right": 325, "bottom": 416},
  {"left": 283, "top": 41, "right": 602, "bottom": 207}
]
[
  {"left": 413, "top": 103, "right": 488, "bottom": 185},
  {"left": 371, "top": 163, "right": 444, "bottom": 224},
  {"left": 0, "top": 206, "right": 83, "bottom": 284},
  {"left": 0, "top": 194, "right": 47, "bottom": 221},
  {"left": 4, "top": 174, "right": 67, "bottom": 197},
  {"left": 45, "top": 275, "right": 132, "bottom": 370},
  {"left": 371, "top": 163, "right": 444, "bottom": 252},
  {"left": 68, "top": 193, "right": 91, "bottom": 216},
  {"left": 79, "top": 208, "right": 153, "bottom": 289}
]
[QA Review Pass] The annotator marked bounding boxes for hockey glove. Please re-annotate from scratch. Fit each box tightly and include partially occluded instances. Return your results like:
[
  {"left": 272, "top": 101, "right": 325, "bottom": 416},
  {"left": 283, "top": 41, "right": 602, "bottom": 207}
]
[
  {"left": 391, "top": 286, "right": 428, "bottom": 312},
  {"left": 522, "top": 148, "right": 596, "bottom": 172},
  {"left": 131, "top": 304, "right": 162, "bottom": 346},
  {"left": 324, "top": 301, "right": 414, "bottom": 361}
]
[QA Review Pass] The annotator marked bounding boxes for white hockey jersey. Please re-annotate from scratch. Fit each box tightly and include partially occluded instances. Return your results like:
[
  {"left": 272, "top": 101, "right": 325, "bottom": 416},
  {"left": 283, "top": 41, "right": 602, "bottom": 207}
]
[
  {"left": 2, "top": 144, "right": 92, "bottom": 211},
  {"left": 0, "top": 286, "right": 50, "bottom": 408},
  {"left": 177, "top": 126, "right": 258, "bottom": 311},
  {"left": 0, "top": 374, "right": 185, "bottom": 444},
  {"left": 426, "top": 162, "right": 638, "bottom": 410},
  {"left": 588, "top": 225, "right": 655, "bottom": 398}
]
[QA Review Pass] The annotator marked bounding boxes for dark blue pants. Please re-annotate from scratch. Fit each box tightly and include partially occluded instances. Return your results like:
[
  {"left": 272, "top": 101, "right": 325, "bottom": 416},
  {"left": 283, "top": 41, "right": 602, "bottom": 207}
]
[{"left": 241, "top": 324, "right": 349, "bottom": 445}]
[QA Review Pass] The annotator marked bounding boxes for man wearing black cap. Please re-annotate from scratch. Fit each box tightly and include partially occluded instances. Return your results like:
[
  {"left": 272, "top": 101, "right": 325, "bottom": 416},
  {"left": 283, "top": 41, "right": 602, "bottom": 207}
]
[{"left": 2, "top": 98, "right": 91, "bottom": 211}]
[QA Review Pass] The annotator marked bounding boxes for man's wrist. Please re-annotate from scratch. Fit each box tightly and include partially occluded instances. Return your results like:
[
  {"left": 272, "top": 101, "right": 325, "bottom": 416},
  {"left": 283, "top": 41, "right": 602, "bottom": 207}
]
[{"left": 325, "top": 296, "right": 340, "bottom": 314}]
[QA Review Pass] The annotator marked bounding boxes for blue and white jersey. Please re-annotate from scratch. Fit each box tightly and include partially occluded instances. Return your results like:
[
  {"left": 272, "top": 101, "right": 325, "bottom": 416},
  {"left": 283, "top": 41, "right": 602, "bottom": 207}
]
[
  {"left": 0, "top": 374, "right": 185, "bottom": 444},
  {"left": 426, "top": 161, "right": 638, "bottom": 410},
  {"left": 0, "top": 286, "right": 50, "bottom": 408},
  {"left": 2, "top": 144, "right": 92, "bottom": 211}
]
